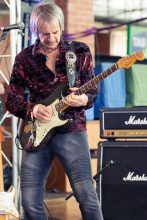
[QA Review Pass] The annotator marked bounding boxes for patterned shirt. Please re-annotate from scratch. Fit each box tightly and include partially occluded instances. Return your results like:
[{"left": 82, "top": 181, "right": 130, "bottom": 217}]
[{"left": 5, "top": 38, "right": 97, "bottom": 132}]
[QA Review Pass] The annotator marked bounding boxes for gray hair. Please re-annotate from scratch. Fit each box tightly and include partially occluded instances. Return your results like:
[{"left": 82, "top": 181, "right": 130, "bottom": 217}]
[{"left": 30, "top": 3, "right": 64, "bottom": 37}]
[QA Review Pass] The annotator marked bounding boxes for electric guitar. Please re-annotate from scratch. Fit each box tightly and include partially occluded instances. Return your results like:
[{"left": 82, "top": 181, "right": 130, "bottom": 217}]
[
  {"left": 0, "top": 126, "right": 19, "bottom": 220},
  {"left": 17, "top": 51, "right": 145, "bottom": 151}
]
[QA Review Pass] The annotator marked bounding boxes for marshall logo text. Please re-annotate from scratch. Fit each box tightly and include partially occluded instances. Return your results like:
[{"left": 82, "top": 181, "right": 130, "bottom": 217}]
[
  {"left": 125, "top": 115, "right": 147, "bottom": 125},
  {"left": 123, "top": 172, "right": 147, "bottom": 181}
]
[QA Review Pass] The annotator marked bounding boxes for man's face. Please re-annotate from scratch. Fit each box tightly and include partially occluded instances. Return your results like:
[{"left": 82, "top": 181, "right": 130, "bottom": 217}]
[{"left": 38, "top": 20, "right": 62, "bottom": 50}]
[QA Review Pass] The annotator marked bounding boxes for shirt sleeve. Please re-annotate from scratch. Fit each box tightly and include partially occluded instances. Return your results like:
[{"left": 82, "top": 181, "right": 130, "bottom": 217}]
[
  {"left": 5, "top": 54, "right": 34, "bottom": 121},
  {"left": 81, "top": 44, "right": 97, "bottom": 110}
]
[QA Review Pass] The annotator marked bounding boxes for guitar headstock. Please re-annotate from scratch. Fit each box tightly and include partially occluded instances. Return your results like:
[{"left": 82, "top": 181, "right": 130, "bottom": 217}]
[{"left": 117, "top": 51, "right": 145, "bottom": 69}]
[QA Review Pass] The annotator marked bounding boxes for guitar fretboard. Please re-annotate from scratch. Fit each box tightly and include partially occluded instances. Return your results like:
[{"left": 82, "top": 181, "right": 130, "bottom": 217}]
[{"left": 55, "top": 63, "right": 118, "bottom": 112}]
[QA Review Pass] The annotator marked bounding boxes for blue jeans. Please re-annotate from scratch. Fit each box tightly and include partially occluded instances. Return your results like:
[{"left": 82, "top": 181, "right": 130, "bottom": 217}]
[{"left": 21, "top": 131, "right": 103, "bottom": 220}]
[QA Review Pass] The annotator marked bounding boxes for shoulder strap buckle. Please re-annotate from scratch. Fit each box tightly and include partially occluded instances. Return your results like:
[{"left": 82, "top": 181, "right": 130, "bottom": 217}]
[{"left": 65, "top": 42, "right": 77, "bottom": 88}]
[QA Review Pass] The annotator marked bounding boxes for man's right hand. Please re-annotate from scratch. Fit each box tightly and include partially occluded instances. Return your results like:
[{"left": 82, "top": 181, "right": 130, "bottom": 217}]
[{"left": 32, "top": 104, "right": 52, "bottom": 122}]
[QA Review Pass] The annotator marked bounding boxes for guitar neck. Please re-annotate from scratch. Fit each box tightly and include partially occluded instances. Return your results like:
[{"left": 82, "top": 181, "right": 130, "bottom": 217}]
[
  {"left": 56, "top": 63, "right": 119, "bottom": 112},
  {"left": 76, "top": 63, "right": 118, "bottom": 95}
]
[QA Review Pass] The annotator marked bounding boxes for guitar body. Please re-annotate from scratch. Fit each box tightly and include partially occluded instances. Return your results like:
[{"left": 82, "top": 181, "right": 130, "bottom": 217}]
[
  {"left": 0, "top": 187, "right": 19, "bottom": 220},
  {"left": 17, "top": 99, "right": 69, "bottom": 151},
  {"left": 0, "top": 216, "right": 18, "bottom": 220},
  {"left": 0, "top": 216, "right": 19, "bottom": 220},
  {"left": 0, "top": 216, "right": 16, "bottom": 220}
]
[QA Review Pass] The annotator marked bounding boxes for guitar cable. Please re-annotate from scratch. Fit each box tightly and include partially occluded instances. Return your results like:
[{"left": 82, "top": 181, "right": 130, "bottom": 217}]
[{"left": 15, "top": 136, "right": 24, "bottom": 151}]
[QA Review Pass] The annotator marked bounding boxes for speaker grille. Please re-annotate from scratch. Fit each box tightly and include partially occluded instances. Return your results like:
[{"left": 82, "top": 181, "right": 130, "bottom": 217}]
[{"left": 97, "top": 141, "right": 147, "bottom": 220}]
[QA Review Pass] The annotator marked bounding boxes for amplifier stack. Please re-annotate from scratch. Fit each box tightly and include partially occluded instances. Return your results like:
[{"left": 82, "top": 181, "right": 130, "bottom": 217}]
[{"left": 97, "top": 107, "right": 147, "bottom": 220}]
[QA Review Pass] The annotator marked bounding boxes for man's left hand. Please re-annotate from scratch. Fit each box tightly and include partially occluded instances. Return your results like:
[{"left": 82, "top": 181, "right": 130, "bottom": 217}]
[{"left": 63, "top": 87, "right": 88, "bottom": 107}]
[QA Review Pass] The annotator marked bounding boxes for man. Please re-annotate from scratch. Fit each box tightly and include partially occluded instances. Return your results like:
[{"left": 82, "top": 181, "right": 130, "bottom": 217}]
[{"left": 5, "top": 3, "right": 103, "bottom": 220}]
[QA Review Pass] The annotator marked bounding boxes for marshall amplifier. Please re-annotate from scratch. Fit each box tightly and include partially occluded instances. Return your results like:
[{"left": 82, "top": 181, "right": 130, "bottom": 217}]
[
  {"left": 97, "top": 141, "right": 147, "bottom": 220},
  {"left": 100, "top": 107, "right": 147, "bottom": 139}
]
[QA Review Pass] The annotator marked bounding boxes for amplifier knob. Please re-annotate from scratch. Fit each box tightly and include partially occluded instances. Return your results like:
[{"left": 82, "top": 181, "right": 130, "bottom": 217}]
[{"left": 106, "top": 131, "right": 110, "bottom": 135}]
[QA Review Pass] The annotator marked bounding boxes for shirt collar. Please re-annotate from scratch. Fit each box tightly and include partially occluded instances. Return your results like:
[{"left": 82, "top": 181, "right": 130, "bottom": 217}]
[
  {"left": 32, "top": 37, "right": 72, "bottom": 57},
  {"left": 32, "top": 38, "right": 41, "bottom": 57}
]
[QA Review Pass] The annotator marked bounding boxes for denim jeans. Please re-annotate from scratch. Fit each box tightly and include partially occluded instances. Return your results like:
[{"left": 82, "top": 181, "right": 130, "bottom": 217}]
[{"left": 21, "top": 131, "right": 103, "bottom": 220}]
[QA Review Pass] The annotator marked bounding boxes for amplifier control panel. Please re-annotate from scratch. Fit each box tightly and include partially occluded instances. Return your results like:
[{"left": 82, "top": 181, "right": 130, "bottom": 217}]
[{"left": 103, "top": 129, "right": 147, "bottom": 138}]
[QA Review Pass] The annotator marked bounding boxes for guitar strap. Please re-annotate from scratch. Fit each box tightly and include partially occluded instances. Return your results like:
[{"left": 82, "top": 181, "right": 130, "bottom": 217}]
[{"left": 65, "top": 40, "right": 77, "bottom": 88}]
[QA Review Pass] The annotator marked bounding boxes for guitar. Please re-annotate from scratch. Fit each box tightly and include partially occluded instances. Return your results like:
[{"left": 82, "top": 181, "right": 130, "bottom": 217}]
[
  {"left": 17, "top": 51, "right": 145, "bottom": 151},
  {"left": 0, "top": 126, "right": 19, "bottom": 220}
]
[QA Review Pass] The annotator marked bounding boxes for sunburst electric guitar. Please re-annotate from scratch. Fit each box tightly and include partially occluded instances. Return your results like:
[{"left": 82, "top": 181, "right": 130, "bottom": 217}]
[
  {"left": 0, "top": 126, "right": 19, "bottom": 220},
  {"left": 17, "top": 51, "right": 145, "bottom": 151}
]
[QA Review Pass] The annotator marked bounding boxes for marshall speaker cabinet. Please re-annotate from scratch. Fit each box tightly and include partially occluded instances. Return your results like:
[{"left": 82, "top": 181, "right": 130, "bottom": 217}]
[
  {"left": 97, "top": 141, "right": 147, "bottom": 220},
  {"left": 99, "top": 107, "right": 147, "bottom": 139}
]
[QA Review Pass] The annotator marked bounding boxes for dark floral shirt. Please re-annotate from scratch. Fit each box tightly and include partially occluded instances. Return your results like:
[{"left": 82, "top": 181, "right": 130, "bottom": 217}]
[{"left": 5, "top": 38, "right": 97, "bottom": 132}]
